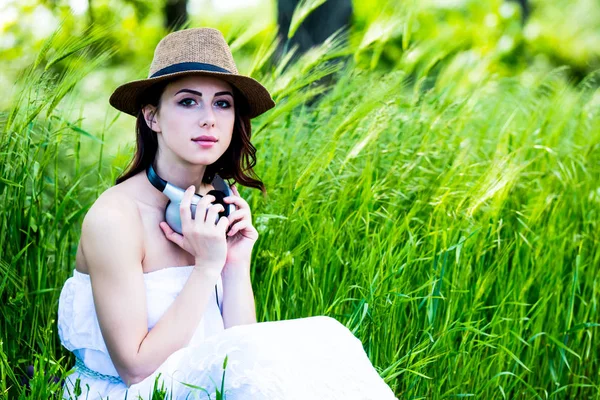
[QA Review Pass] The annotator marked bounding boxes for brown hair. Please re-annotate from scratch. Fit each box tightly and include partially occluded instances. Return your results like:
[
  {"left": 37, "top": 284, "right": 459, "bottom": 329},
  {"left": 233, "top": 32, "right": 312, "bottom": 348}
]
[{"left": 114, "top": 78, "right": 267, "bottom": 195}]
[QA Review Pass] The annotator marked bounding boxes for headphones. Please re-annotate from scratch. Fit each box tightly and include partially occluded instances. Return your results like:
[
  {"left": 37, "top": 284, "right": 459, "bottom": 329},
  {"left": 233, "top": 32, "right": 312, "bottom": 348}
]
[{"left": 146, "top": 164, "right": 236, "bottom": 235}]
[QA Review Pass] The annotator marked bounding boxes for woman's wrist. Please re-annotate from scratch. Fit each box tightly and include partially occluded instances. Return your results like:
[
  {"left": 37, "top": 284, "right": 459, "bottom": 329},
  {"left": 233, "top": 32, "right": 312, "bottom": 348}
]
[
  {"left": 221, "top": 261, "right": 251, "bottom": 280},
  {"left": 193, "top": 260, "right": 223, "bottom": 278}
]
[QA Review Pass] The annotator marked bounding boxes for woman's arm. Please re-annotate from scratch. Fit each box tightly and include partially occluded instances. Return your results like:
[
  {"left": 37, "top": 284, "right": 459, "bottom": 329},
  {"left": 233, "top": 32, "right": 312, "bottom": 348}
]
[
  {"left": 81, "top": 192, "right": 220, "bottom": 387},
  {"left": 221, "top": 262, "right": 257, "bottom": 328},
  {"left": 219, "top": 184, "right": 259, "bottom": 328}
]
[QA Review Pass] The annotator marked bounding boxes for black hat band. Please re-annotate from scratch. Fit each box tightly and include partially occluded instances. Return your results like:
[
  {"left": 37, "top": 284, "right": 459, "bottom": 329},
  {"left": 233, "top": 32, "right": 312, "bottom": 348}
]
[{"left": 150, "top": 62, "right": 231, "bottom": 79}]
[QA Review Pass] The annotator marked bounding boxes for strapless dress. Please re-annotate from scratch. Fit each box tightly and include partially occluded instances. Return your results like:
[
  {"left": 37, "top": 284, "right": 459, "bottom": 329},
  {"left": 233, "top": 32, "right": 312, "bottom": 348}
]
[{"left": 57, "top": 265, "right": 397, "bottom": 399}]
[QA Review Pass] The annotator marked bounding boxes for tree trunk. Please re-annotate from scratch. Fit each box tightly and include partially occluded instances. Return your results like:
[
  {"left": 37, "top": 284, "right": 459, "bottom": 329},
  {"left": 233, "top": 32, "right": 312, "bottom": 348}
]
[
  {"left": 276, "top": 0, "right": 353, "bottom": 58},
  {"left": 164, "top": 0, "right": 188, "bottom": 30},
  {"left": 508, "top": 0, "right": 530, "bottom": 24}
]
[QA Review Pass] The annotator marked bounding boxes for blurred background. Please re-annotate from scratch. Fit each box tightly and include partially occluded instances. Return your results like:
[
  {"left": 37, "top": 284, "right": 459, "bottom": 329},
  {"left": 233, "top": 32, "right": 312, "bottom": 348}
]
[{"left": 1, "top": 0, "right": 599, "bottom": 157}]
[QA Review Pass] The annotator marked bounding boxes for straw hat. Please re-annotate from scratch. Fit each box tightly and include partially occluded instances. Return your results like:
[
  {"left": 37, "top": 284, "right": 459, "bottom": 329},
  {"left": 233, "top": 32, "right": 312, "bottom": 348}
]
[{"left": 109, "top": 27, "right": 275, "bottom": 119}]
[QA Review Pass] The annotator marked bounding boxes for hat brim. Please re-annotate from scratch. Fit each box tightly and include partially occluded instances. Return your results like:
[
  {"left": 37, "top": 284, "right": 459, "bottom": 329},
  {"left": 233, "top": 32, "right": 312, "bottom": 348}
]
[{"left": 109, "top": 70, "right": 275, "bottom": 119}]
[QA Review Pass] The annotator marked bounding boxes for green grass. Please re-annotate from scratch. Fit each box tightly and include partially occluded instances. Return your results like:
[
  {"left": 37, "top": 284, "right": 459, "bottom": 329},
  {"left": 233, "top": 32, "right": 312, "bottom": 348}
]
[{"left": 1, "top": 2, "right": 600, "bottom": 399}]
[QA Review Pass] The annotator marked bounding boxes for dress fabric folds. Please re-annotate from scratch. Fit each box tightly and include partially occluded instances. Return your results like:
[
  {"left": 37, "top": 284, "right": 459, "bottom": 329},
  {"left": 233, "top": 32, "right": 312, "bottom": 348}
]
[{"left": 57, "top": 266, "right": 397, "bottom": 400}]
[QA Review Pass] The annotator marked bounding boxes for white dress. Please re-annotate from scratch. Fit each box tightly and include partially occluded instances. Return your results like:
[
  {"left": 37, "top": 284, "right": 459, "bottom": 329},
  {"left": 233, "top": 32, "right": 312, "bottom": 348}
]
[{"left": 57, "top": 266, "right": 397, "bottom": 400}]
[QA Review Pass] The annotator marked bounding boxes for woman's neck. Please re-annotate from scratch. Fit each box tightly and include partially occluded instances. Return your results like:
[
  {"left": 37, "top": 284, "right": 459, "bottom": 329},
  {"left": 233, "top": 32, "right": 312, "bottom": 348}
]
[{"left": 153, "top": 155, "right": 211, "bottom": 195}]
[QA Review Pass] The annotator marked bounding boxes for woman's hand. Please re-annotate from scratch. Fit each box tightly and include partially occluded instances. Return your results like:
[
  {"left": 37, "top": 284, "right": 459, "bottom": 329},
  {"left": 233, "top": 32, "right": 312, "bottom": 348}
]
[
  {"left": 222, "top": 184, "right": 258, "bottom": 274},
  {"left": 160, "top": 185, "right": 230, "bottom": 276}
]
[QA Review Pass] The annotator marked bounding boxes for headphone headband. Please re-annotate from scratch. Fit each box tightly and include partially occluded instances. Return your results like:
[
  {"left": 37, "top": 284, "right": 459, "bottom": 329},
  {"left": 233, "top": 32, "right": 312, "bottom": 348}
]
[{"left": 147, "top": 164, "right": 167, "bottom": 192}]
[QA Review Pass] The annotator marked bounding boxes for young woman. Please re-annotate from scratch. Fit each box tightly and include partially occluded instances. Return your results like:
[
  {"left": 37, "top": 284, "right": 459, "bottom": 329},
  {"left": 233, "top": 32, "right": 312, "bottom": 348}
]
[{"left": 57, "top": 27, "right": 397, "bottom": 399}]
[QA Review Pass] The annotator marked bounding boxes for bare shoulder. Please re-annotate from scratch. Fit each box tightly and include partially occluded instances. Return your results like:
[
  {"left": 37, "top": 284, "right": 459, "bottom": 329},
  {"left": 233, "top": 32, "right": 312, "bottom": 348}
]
[
  {"left": 83, "top": 187, "right": 141, "bottom": 232},
  {"left": 80, "top": 186, "right": 144, "bottom": 266}
]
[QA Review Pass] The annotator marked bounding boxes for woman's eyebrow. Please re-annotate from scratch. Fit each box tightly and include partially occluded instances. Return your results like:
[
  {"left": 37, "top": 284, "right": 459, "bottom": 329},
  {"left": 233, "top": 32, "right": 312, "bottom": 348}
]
[{"left": 174, "top": 89, "right": 234, "bottom": 97}]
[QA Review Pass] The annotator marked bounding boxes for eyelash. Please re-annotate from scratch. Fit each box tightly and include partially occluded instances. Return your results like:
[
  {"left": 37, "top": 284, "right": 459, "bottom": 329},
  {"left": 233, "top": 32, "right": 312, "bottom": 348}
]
[{"left": 178, "top": 98, "right": 231, "bottom": 109}]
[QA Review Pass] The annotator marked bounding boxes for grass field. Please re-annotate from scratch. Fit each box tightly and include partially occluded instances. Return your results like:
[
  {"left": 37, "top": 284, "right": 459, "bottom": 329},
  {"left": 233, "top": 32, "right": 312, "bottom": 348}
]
[{"left": 1, "top": 1, "right": 599, "bottom": 398}]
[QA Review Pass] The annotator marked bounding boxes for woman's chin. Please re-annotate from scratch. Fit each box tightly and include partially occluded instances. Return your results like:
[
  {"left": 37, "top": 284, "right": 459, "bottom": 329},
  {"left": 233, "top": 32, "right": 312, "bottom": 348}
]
[{"left": 183, "top": 155, "right": 222, "bottom": 166}]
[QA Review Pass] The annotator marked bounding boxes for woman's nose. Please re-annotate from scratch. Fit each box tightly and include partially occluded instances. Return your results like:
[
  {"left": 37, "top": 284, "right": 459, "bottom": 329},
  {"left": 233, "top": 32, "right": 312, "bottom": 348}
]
[{"left": 199, "top": 107, "right": 216, "bottom": 128}]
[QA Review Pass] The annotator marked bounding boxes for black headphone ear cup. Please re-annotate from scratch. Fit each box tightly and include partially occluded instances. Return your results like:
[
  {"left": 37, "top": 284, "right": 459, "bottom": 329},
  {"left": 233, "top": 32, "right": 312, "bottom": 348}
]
[{"left": 207, "top": 190, "right": 228, "bottom": 219}]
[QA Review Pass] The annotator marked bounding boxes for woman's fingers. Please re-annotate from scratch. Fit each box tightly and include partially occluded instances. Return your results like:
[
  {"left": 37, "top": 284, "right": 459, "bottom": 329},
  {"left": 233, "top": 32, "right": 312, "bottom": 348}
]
[
  {"left": 222, "top": 185, "right": 255, "bottom": 237},
  {"left": 227, "top": 208, "right": 250, "bottom": 225},
  {"left": 160, "top": 221, "right": 184, "bottom": 248},
  {"left": 204, "top": 203, "right": 224, "bottom": 226},
  {"left": 193, "top": 193, "right": 215, "bottom": 224},
  {"left": 223, "top": 194, "right": 249, "bottom": 210},
  {"left": 216, "top": 215, "right": 230, "bottom": 234},
  {"left": 227, "top": 219, "right": 250, "bottom": 237}
]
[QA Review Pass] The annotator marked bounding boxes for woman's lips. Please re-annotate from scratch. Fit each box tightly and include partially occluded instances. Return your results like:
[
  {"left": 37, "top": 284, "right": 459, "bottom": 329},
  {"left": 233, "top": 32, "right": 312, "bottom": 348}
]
[{"left": 193, "top": 140, "right": 216, "bottom": 148}]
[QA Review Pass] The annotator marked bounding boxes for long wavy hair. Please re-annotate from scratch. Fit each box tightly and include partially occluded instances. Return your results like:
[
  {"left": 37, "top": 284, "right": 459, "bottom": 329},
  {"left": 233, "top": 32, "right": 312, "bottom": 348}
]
[{"left": 114, "top": 77, "right": 267, "bottom": 195}]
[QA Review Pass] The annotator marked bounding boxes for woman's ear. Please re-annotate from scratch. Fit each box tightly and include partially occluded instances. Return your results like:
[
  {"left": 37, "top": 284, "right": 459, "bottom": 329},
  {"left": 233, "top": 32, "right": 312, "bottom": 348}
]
[{"left": 142, "top": 105, "right": 161, "bottom": 133}]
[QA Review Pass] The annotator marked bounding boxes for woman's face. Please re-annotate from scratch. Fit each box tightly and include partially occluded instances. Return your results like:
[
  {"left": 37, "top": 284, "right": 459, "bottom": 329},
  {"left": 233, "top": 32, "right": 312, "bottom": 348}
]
[{"left": 145, "top": 75, "right": 236, "bottom": 166}]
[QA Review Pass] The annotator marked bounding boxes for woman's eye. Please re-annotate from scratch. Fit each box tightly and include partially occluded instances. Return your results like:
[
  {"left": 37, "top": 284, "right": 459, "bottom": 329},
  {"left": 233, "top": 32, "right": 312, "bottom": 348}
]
[
  {"left": 179, "top": 98, "right": 197, "bottom": 107},
  {"left": 215, "top": 100, "right": 231, "bottom": 109}
]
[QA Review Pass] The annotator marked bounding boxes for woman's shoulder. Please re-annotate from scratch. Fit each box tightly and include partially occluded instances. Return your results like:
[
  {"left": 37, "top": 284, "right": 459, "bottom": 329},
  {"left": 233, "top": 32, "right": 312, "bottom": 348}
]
[
  {"left": 76, "top": 179, "right": 146, "bottom": 274},
  {"left": 82, "top": 183, "right": 143, "bottom": 238},
  {"left": 78, "top": 183, "right": 145, "bottom": 266},
  {"left": 89, "top": 184, "right": 139, "bottom": 216}
]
